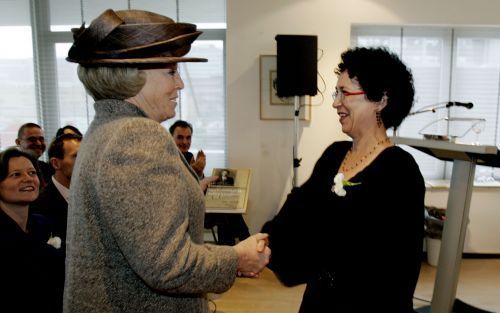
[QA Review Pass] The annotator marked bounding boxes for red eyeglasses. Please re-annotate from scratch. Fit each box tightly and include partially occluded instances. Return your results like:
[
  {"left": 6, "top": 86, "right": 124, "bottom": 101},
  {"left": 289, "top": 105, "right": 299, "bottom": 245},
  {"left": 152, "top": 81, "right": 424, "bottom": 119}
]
[{"left": 332, "top": 90, "right": 366, "bottom": 101}]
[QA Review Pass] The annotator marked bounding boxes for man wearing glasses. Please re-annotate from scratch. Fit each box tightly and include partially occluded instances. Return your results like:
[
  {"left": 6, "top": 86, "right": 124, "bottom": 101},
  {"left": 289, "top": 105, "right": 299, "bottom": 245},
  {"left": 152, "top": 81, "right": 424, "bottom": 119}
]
[{"left": 15, "top": 122, "right": 54, "bottom": 186}]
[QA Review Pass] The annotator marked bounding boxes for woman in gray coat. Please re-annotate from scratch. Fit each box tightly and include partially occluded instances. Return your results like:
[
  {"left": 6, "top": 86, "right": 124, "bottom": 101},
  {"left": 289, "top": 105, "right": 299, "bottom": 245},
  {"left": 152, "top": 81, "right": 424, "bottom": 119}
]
[{"left": 63, "top": 9, "right": 270, "bottom": 313}]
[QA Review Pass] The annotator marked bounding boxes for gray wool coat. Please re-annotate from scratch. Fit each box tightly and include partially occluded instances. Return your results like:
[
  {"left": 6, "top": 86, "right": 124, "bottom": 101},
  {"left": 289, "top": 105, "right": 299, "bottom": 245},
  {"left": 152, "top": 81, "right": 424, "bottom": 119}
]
[{"left": 63, "top": 99, "right": 238, "bottom": 313}]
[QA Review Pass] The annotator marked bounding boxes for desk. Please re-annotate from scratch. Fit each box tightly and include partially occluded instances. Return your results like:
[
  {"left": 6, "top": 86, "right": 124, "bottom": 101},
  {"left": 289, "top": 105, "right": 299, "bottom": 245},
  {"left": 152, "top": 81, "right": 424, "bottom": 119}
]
[{"left": 392, "top": 137, "right": 500, "bottom": 313}]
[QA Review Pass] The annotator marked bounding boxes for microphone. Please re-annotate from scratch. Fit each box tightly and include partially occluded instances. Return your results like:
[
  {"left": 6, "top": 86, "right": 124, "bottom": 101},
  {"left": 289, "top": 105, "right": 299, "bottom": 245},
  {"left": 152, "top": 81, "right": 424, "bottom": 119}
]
[{"left": 446, "top": 101, "right": 474, "bottom": 109}]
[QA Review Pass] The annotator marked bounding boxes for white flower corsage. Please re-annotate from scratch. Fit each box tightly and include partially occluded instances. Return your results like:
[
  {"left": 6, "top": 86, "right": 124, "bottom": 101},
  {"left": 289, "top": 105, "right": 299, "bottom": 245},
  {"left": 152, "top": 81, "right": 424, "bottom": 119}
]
[
  {"left": 47, "top": 235, "right": 62, "bottom": 249},
  {"left": 331, "top": 173, "right": 361, "bottom": 197}
]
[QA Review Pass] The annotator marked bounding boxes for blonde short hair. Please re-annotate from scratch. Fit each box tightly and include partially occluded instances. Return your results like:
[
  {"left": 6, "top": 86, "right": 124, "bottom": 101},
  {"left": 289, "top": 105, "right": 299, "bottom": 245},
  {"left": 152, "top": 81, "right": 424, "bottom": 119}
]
[{"left": 77, "top": 66, "right": 146, "bottom": 100}]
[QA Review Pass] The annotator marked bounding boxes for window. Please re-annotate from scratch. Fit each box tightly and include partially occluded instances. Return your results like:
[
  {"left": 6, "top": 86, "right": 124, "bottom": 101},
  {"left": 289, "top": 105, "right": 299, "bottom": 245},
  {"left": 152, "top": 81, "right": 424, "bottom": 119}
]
[
  {"left": 0, "top": 0, "right": 227, "bottom": 172},
  {"left": 351, "top": 25, "right": 500, "bottom": 180},
  {"left": 0, "top": 0, "right": 36, "bottom": 150},
  {"left": 176, "top": 40, "right": 226, "bottom": 170}
]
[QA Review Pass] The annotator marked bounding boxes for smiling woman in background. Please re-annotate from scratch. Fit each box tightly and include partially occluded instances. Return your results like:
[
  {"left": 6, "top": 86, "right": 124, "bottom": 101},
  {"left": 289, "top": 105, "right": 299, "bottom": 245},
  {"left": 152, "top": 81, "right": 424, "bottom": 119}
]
[
  {"left": 0, "top": 147, "right": 64, "bottom": 313},
  {"left": 63, "top": 9, "right": 270, "bottom": 313}
]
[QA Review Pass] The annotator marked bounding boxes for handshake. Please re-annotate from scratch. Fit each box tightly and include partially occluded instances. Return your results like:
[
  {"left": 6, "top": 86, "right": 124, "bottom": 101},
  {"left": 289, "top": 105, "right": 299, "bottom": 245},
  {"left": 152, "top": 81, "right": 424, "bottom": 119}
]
[{"left": 232, "top": 233, "right": 271, "bottom": 278}]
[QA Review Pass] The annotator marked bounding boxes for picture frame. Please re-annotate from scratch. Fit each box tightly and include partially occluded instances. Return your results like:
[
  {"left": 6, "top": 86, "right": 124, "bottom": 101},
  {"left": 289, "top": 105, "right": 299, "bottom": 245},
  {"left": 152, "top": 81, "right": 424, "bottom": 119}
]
[
  {"left": 259, "top": 55, "right": 311, "bottom": 120},
  {"left": 206, "top": 168, "right": 252, "bottom": 214}
]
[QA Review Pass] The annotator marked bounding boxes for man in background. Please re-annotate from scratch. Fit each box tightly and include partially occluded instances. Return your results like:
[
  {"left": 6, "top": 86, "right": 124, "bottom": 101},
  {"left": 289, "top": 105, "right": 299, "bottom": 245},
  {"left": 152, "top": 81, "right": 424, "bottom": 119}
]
[
  {"left": 169, "top": 120, "right": 250, "bottom": 245},
  {"left": 31, "top": 133, "right": 82, "bottom": 244},
  {"left": 169, "top": 120, "right": 206, "bottom": 178},
  {"left": 15, "top": 122, "right": 54, "bottom": 185}
]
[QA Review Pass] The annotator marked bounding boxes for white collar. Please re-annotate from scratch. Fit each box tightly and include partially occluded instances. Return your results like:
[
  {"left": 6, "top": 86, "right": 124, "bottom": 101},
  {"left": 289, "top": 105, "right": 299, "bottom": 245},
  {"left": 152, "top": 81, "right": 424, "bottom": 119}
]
[{"left": 51, "top": 176, "right": 70, "bottom": 203}]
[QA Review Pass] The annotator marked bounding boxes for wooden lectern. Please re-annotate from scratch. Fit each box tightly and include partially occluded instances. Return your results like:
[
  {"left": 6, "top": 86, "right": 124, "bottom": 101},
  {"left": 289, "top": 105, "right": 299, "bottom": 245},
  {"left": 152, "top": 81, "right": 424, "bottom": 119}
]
[{"left": 392, "top": 137, "right": 500, "bottom": 313}]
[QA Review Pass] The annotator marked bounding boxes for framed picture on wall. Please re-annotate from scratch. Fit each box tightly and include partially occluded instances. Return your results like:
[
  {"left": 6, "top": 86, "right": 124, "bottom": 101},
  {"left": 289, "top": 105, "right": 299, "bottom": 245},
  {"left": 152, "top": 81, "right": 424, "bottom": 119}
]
[{"left": 259, "top": 55, "right": 311, "bottom": 120}]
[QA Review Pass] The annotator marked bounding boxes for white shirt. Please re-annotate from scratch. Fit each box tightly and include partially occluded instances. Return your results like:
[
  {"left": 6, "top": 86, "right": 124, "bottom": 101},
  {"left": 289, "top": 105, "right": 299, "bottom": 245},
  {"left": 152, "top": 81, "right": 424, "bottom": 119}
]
[{"left": 52, "top": 176, "right": 70, "bottom": 203}]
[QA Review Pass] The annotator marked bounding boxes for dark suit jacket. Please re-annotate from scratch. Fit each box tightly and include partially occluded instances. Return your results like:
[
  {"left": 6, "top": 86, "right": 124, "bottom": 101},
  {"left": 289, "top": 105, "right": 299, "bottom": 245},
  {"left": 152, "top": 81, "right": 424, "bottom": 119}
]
[
  {"left": 182, "top": 151, "right": 194, "bottom": 164},
  {"left": 31, "top": 179, "right": 68, "bottom": 243},
  {"left": 38, "top": 160, "right": 54, "bottom": 187}
]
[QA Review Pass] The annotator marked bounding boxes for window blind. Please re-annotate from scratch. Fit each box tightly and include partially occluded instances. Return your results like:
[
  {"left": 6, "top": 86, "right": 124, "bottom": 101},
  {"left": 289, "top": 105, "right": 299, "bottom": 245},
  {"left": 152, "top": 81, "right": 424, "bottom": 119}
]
[{"left": 351, "top": 25, "right": 500, "bottom": 180}]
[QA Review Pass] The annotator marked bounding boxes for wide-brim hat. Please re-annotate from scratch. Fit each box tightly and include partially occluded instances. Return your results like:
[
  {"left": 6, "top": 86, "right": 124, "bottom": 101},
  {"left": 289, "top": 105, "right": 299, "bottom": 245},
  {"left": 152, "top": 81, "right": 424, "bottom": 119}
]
[{"left": 67, "top": 9, "right": 207, "bottom": 67}]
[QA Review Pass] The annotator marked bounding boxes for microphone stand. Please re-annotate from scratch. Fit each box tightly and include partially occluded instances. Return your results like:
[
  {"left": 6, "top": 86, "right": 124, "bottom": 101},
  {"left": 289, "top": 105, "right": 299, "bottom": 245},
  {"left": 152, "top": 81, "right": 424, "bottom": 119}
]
[
  {"left": 408, "top": 102, "right": 450, "bottom": 116},
  {"left": 292, "top": 95, "right": 301, "bottom": 188},
  {"left": 407, "top": 101, "right": 478, "bottom": 142},
  {"left": 395, "top": 102, "right": 451, "bottom": 139}
]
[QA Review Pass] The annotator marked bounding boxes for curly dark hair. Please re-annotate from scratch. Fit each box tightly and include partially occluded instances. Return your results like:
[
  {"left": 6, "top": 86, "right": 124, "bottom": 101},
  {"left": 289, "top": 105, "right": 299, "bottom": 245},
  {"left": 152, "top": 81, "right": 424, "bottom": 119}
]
[{"left": 335, "top": 47, "right": 415, "bottom": 129}]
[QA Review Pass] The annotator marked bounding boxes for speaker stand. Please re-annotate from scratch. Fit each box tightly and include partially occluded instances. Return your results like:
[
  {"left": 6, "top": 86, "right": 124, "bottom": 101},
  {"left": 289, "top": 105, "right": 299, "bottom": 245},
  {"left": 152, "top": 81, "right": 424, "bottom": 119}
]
[{"left": 292, "top": 95, "right": 302, "bottom": 187}]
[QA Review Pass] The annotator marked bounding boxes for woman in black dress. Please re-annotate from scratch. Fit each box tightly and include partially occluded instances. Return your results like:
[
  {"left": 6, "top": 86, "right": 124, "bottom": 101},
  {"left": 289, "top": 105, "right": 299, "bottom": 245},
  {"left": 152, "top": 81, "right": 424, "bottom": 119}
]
[
  {"left": 262, "top": 47, "right": 425, "bottom": 313},
  {"left": 0, "top": 147, "right": 64, "bottom": 313}
]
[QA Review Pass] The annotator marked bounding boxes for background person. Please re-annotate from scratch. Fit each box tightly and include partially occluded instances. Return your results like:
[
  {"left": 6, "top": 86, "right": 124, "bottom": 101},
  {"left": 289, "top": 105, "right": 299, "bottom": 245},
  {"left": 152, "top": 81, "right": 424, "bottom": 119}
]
[
  {"left": 15, "top": 122, "right": 54, "bottom": 186},
  {"left": 262, "top": 47, "right": 425, "bottom": 312},
  {"left": 169, "top": 120, "right": 206, "bottom": 178},
  {"left": 55, "top": 125, "right": 83, "bottom": 138},
  {"left": 64, "top": 9, "right": 270, "bottom": 313},
  {"left": 31, "top": 133, "right": 82, "bottom": 245},
  {"left": 169, "top": 121, "right": 250, "bottom": 245},
  {"left": 0, "top": 147, "right": 64, "bottom": 313}
]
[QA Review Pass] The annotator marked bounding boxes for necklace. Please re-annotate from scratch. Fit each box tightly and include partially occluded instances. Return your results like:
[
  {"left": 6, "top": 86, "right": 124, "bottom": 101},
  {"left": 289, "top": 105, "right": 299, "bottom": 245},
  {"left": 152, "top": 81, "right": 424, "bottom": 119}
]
[{"left": 340, "top": 137, "right": 391, "bottom": 172}]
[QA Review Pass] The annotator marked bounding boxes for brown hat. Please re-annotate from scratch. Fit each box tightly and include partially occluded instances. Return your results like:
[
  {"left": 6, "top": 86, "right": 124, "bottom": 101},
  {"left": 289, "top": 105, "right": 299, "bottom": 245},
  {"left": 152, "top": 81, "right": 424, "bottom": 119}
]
[{"left": 67, "top": 9, "right": 207, "bottom": 67}]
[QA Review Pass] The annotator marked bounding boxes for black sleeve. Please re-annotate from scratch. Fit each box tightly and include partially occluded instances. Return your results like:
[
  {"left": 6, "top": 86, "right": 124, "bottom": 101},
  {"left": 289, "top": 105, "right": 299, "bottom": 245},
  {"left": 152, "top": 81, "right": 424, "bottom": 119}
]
[
  {"left": 261, "top": 143, "right": 342, "bottom": 286},
  {"left": 262, "top": 188, "right": 313, "bottom": 286}
]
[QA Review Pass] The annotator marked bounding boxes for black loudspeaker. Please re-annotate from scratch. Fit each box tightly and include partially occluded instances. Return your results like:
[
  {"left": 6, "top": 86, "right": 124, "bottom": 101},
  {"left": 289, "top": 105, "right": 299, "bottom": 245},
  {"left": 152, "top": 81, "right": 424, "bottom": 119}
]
[{"left": 275, "top": 34, "right": 318, "bottom": 97}]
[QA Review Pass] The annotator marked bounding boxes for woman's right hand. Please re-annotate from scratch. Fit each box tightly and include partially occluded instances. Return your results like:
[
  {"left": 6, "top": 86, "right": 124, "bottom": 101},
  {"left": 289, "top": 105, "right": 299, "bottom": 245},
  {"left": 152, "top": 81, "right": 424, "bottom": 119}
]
[{"left": 232, "top": 233, "right": 271, "bottom": 278}]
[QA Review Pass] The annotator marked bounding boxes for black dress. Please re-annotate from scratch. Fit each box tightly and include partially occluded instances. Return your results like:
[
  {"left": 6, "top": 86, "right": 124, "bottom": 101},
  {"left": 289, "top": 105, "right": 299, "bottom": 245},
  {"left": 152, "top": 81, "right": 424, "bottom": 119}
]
[
  {"left": 262, "top": 141, "right": 425, "bottom": 313},
  {"left": 0, "top": 209, "right": 65, "bottom": 313}
]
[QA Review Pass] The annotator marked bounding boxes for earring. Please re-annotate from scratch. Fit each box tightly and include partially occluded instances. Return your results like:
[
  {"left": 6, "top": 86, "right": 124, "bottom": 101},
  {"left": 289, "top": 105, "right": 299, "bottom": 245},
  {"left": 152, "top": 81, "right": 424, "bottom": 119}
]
[{"left": 376, "top": 111, "right": 383, "bottom": 128}]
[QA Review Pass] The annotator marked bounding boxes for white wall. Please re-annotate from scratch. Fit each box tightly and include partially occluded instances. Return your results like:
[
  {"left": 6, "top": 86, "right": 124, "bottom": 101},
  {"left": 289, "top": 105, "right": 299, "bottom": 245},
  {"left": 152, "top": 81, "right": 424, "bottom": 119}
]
[{"left": 227, "top": 0, "right": 500, "bottom": 233}]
